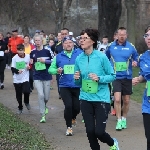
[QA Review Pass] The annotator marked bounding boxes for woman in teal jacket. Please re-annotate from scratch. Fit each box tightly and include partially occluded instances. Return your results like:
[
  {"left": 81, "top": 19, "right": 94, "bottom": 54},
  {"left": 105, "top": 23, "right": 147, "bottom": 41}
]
[{"left": 74, "top": 28, "right": 119, "bottom": 150}]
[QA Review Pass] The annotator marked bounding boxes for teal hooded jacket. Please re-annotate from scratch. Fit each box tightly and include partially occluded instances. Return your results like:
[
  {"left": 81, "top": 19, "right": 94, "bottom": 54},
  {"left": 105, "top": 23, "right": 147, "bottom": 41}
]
[{"left": 74, "top": 50, "right": 116, "bottom": 103}]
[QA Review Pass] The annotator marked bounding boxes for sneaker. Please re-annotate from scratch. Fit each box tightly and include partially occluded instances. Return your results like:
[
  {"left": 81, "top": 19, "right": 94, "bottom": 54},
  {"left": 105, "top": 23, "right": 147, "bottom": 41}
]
[
  {"left": 66, "top": 127, "right": 73, "bottom": 136},
  {"left": 110, "top": 138, "right": 120, "bottom": 150},
  {"left": 82, "top": 119, "right": 84, "bottom": 123},
  {"left": 59, "top": 95, "right": 62, "bottom": 99},
  {"left": 111, "top": 109, "right": 116, "bottom": 116},
  {"left": 25, "top": 103, "right": 31, "bottom": 110},
  {"left": 50, "top": 86, "right": 53, "bottom": 90},
  {"left": 17, "top": 109, "right": 23, "bottom": 114},
  {"left": 1, "top": 84, "right": 4, "bottom": 89},
  {"left": 7, "top": 66, "right": 11, "bottom": 69},
  {"left": 45, "top": 107, "right": 49, "bottom": 115},
  {"left": 116, "top": 120, "right": 122, "bottom": 131},
  {"left": 72, "top": 119, "right": 77, "bottom": 127},
  {"left": 40, "top": 116, "right": 46, "bottom": 123},
  {"left": 122, "top": 119, "right": 127, "bottom": 129}
]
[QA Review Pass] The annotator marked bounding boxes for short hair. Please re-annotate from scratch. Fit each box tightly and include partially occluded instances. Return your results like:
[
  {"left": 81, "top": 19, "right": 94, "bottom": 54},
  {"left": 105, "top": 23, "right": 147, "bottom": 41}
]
[
  {"left": 118, "top": 27, "right": 127, "bottom": 30},
  {"left": 80, "top": 30, "right": 85, "bottom": 36},
  {"left": 145, "top": 25, "right": 150, "bottom": 33},
  {"left": 102, "top": 35, "right": 108, "bottom": 39},
  {"left": 17, "top": 44, "right": 24, "bottom": 50},
  {"left": 84, "top": 28, "right": 99, "bottom": 49},
  {"left": 33, "top": 34, "right": 43, "bottom": 41},
  {"left": 24, "top": 35, "right": 30, "bottom": 39},
  {"left": 61, "top": 28, "right": 69, "bottom": 32}
]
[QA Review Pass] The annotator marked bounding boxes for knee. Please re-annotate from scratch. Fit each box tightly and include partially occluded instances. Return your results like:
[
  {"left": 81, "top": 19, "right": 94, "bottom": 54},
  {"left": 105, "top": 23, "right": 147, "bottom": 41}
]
[
  {"left": 115, "top": 98, "right": 121, "bottom": 103},
  {"left": 95, "top": 128, "right": 104, "bottom": 138},
  {"left": 123, "top": 99, "right": 130, "bottom": 105},
  {"left": 86, "top": 128, "right": 95, "bottom": 137},
  {"left": 39, "top": 93, "right": 44, "bottom": 100},
  {"left": 64, "top": 105, "right": 72, "bottom": 112}
]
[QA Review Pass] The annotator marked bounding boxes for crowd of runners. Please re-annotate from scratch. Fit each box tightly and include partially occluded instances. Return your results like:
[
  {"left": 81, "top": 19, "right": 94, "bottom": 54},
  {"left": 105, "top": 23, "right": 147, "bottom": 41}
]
[{"left": 0, "top": 26, "right": 150, "bottom": 150}]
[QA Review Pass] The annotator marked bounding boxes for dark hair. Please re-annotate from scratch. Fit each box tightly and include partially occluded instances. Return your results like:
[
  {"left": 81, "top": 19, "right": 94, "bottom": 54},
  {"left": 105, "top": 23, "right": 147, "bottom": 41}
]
[
  {"left": 24, "top": 35, "right": 30, "bottom": 39},
  {"left": 145, "top": 25, "right": 150, "bottom": 33},
  {"left": 118, "top": 27, "right": 127, "bottom": 31},
  {"left": 17, "top": 44, "right": 25, "bottom": 50},
  {"left": 61, "top": 28, "right": 69, "bottom": 32},
  {"left": 103, "top": 35, "right": 108, "bottom": 39},
  {"left": 84, "top": 28, "right": 99, "bottom": 49},
  {"left": 80, "top": 30, "right": 85, "bottom": 36}
]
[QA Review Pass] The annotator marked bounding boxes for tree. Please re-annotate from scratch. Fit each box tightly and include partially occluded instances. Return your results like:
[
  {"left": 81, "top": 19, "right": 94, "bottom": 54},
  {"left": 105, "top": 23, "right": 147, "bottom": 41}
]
[{"left": 98, "top": 0, "right": 122, "bottom": 41}]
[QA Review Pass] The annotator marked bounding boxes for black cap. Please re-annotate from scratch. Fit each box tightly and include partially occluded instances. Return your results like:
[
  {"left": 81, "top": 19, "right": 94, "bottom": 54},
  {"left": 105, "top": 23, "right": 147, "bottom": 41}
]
[{"left": 12, "top": 29, "right": 18, "bottom": 32}]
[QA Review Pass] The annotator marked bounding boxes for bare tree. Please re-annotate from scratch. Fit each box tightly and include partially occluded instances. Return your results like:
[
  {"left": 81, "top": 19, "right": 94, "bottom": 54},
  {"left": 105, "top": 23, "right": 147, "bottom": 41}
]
[{"left": 98, "top": 0, "right": 122, "bottom": 41}]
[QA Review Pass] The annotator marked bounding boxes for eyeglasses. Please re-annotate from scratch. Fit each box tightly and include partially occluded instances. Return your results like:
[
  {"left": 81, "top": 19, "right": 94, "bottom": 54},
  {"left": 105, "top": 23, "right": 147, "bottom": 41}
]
[
  {"left": 79, "top": 37, "right": 91, "bottom": 41},
  {"left": 143, "top": 34, "right": 150, "bottom": 38}
]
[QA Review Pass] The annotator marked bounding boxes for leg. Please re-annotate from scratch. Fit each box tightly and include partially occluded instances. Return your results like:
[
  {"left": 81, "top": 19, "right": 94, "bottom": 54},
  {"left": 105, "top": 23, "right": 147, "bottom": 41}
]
[
  {"left": 122, "top": 95, "right": 130, "bottom": 118},
  {"left": 56, "top": 74, "right": 61, "bottom": 98},
  {"left": 94, "top": 102, "right": 114, "bottom": 146},
  {"left": 0, "top": 58, "right": 6, "bottom": 87},
  {"left": 60, "top": 87, "right": 73, "bottom": 128},
  {"left": 71, "top": 88, "right": 80, "bottom": 120},
  {"left": 29, "top": 69, "right": 34, "bottom": 90},
  {"left": 43, "top": 80, "right": 50, "bottom": 105},
  {"left": 34, "top": 80, "right": 45, "bottom": 116},
  {"left": 143, "top": 113, "right": 150, "bottom": 150},
  {"left": 81, "top": 100, "right": 100, "bottom": 150},
  {"left": 13, "top": 83, "right": 23, "bottom": 110}
]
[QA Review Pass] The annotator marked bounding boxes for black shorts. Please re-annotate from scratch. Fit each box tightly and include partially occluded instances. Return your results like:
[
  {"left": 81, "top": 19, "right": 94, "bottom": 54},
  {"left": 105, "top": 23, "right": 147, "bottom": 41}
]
[{"left": 112, "top": 79, "right": 132, "bottom": 95}]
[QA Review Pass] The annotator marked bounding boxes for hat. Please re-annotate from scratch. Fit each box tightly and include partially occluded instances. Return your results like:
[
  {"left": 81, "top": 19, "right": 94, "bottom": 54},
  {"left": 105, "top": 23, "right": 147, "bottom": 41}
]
[
  {"left": 63, "top": 36, "right": 73, "bottom": 43},
  {"left": 35, "top": 30, "right": 40, "bottom": 33},
  {"left": 69, "top": 32, "right": 73, "bottom": 36},
  {"left": 12, "top": 29, "right": 18, "bottom": 32}
]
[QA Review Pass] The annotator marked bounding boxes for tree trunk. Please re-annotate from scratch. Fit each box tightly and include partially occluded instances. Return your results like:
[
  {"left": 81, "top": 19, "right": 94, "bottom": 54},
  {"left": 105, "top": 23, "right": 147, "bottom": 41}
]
[
  {"left": 125, "top": 0, "right": 136, "bottom": 45},
  {"left": 98, "top": 0, "right": 122, "bottom": 41}
]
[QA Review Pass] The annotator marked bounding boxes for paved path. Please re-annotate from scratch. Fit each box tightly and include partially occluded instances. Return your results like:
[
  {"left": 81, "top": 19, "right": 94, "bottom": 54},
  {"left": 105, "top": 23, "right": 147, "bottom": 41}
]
[{"left": 0, "top": 70, "right": 146, "bottom": 150}]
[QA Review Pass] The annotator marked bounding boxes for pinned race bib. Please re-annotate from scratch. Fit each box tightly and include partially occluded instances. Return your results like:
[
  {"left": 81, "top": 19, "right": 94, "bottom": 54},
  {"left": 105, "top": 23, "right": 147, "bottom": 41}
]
[
  {"left": 82, "top": 79, "right": 98, "bottom": 94},
  {"left": 115, "top": 62, "right": 127, "bottom": 71},
  {"left": 147, "top": 81, "right": 150, "bottom": 96},
  {"left": 16, "top": 61, "right": 26, "bottom": 70},
  {"left": 0, "top": 51, "right": 4, "bottom": 56},
  {"left": 64, "top": 65, "right": 75, "bottom": 74},
  {"left": 35, "top": 62, "right": 46, "bottom": 71}
]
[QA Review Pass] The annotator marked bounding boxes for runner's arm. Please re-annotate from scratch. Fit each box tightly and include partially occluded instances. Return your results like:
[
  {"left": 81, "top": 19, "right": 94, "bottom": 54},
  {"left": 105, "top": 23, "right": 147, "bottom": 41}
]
[{"left": 48, "top": 57, "right": 57, "bottom": 75}]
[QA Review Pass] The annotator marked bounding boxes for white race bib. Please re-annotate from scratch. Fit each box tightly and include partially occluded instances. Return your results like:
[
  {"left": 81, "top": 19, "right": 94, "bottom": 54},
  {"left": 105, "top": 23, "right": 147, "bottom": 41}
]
[{"left": 0, "top": 51, "right": 4, "bottom": 56}]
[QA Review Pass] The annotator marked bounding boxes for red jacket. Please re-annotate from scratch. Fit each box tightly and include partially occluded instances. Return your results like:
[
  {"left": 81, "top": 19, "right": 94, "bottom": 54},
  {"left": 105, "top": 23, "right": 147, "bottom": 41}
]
[{"left": 8, "top": 36, "right": 24, "bottom": 53}]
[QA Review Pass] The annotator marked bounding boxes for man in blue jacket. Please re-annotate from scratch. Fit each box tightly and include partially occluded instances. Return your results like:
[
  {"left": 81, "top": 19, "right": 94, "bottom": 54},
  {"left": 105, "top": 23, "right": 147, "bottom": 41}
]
[
  {"left": 49, "top": 36, "right": 83, "bottom": 136},
  {"left": 106, "top": 27, "right": 139, "bottom": 131}
]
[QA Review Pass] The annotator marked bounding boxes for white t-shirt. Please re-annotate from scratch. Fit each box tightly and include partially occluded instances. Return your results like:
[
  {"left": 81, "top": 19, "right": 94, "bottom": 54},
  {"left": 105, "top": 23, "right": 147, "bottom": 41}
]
[{"left": 11, "top": 54, "right": 30, "bottom": 83}]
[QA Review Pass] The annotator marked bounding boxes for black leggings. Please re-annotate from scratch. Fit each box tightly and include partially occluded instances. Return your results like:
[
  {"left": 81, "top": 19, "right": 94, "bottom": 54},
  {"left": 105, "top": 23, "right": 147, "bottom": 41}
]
[
  {"left": 60, "top": 87, "right": 80, "bottom": 127},
  {"left": 81, "top": 100, "right": 114, "bottom": 150},
  {"left": 0, "top": 58, "right": 6, "bottom": 83},
  {"left": 143, "top": 113, "right": 150, "bottom": 150}
]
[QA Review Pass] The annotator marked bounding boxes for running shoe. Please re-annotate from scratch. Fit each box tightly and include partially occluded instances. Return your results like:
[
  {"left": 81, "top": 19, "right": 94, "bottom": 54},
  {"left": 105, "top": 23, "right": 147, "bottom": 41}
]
[
  {"left": 110, "top": 138, "right": 120, "bottom": 150},
  {"left": 66, "top": 127, "right": 73, "bottom": 136},
  {"left": 40, "top": 116, "right": 46, "bottom": 123},
  {"left": 45, "top": 107, "right": 49, "bottom": 115},
  {"left": 72, "top": 119, "right": 77, "bottom": 127},
  {"left": 17, "top": 109, "right": 23, "bottom": 115},
  {"left": 116, "top": 120, "right": 122, "bottom": 131},
  {"left": 1, "top": 84, "right": 4, "bottom": 89},
  {"left": 25, "top": 103, "right": 31, "bottom": 110},
  {"left": 122, "top": 119, "right": 127, "bottom": 129},
  {"left": 82, "top": 119, "right": 84, "bottom": 123}
]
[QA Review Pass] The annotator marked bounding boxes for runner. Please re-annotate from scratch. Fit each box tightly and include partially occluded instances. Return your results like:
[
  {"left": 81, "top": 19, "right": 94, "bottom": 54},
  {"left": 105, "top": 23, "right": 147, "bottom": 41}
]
[
  {"left": 106, "top": 27, "right": 139, "bottom": 131},
  {"left": 132, "top": 26, "right": 150, "bottom": 150},
  {"left": 49, "top": 36, "right": 82, "bottom": 136},
  {"left": 30, "top": 35, "right": 53, "bottom": 123},
  {"left": 11, "top": 44, "right": 31, "bottom": 114},
  {"left": 74, "top": 28, "right": 119, "bottom": 150}
]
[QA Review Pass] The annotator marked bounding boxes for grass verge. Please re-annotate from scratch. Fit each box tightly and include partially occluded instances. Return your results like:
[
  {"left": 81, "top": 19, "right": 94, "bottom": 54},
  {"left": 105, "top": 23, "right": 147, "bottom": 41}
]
[
  {"left": 0, "top": 103, "right": 52, "bottom": 150},
  {"left": 131, "top": 67, "right": 145, "bottom": 103}
]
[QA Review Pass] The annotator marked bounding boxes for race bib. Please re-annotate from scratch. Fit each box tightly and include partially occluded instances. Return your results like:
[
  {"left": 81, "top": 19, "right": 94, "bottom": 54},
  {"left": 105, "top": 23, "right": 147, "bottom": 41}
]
[
  {"left": 0, "top": 51, "right": 4, "bottom": 56},
  {"left": 82, "top": 79, "right": 98, "bottom": 94},
  {"left": 35, "top": 62, "right": 46, "bottom": 71},
  {"left": 16, "top": 61, "right": 26, "bottom": 70},
  {"left": 115, "top": 62, "right": 127, "bottom": 71},
  {"left": 64, "top": 65, "right": 75, "bottom": 74},
  {"left": 147, "top": 81, "right": 150, "bottom": 96}
]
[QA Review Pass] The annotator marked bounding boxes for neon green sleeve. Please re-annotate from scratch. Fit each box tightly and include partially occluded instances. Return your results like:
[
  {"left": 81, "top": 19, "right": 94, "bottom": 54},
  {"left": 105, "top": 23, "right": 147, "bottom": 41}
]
[{"left": 48, "top": 57, "right": 58, "bottom": 75}]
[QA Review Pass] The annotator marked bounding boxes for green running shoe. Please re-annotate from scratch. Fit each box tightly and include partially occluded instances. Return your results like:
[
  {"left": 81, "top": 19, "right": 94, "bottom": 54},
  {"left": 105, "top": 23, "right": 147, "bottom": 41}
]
[
  {"left": 110, "top": 138, "right": 120, "bottom": 150},
  {"left": 116, "top": 120, "right": 122, "bottom": 131},
  {"left": 45, "top": 107, "right": 49, "bottom": 115},
  {"left": 40, "top": 116, "right": 46, "bottom": 123},
  {"left": 82, "top": 119, "right": 84, "bottom": 123},
  {"left": 122, "top": 120, "right": 127, "bottom": 129}
]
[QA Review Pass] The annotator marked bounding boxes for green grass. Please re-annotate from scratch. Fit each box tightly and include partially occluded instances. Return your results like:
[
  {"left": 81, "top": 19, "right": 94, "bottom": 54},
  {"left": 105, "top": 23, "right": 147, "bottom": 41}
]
[
  {"left": 0, "top": 103, "right": 52, "bottom": 150},
  {"left": 131, "top": 67, "right": 145, "bottom": 103}
]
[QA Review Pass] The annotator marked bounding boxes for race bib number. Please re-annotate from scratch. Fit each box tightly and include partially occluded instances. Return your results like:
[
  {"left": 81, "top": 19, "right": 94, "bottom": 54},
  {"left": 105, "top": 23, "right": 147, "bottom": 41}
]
[
  {"left": 0, "top": 51, "right": 4, "bottom": 56},
  {"left": 16, "top": 61, "right": 26, "bottom": 70},
  {"left": 115, "top": 62, "right": 127, "bottom": 71},
  {"left": 35, "top": 62, "right": 46, "bottom": 71},
  {"left": 64, "top": 65, "right": 75, "bottom": 74},
  {"left": 147, "top": 81, "right": 150, "bottom": 96},
  {"left": 82, "top": 79, "right": 98, "bottom": 94}
]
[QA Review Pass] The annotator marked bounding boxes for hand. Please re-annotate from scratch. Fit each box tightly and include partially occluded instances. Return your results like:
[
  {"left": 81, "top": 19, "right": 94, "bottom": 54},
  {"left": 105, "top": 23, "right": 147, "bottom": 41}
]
[
  {"left": 5, "top": 50, "right": 9, "bottom": 53},
  {"left": 18, "top": 70, "right": 23, "bottom": 74},
  {"left": 89, "top": 73, "right": 99, "bottom": 81},
  {"left": 30, "top": 59, "right": 33, "bottom": 64},
  {"left": 39, "top": 58, "right": 45, "bottom": 63},
  {"left": 57, "top": 67, "right": 63, "bottom": 74},
  {"left": 132, "top": 77, "right": 140, "bottom": 85},
  {"left": 26, "top": 65, "right": 30, "bottom": 70},
  {"left": 132, "top": 61, "right": 137, "bottom": 67},
  {"left": 74, "top": 71, "right": 80, "bottom": 80}
]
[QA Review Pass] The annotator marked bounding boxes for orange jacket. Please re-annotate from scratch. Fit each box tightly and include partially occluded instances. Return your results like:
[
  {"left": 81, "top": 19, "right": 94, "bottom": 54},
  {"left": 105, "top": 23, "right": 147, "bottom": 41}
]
[{"left": 8, "top": 36, "right": 24, "bottom": 53}]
